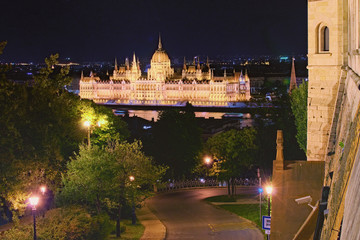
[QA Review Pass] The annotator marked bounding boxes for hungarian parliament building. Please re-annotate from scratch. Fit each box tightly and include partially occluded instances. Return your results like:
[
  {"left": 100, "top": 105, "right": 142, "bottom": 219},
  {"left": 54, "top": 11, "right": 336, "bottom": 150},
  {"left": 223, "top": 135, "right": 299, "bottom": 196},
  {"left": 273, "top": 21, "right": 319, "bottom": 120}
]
[{"left": 79, "top": 37, "right": 251, "bottom": 106}]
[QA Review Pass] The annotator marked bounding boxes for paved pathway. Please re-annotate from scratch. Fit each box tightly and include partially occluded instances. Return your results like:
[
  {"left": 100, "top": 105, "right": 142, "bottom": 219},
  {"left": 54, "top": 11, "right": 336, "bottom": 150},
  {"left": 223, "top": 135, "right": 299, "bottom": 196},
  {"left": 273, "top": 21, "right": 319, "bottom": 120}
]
[{"left": 145, "top": 187, "right": 263, "bottom": 240}]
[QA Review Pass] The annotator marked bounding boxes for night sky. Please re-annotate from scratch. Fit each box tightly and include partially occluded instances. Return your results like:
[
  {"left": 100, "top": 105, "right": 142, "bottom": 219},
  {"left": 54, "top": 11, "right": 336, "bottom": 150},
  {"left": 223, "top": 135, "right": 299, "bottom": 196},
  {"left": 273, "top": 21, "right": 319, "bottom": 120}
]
[{"left": 0, "top": 0, "right": 307, "bottom": 62}]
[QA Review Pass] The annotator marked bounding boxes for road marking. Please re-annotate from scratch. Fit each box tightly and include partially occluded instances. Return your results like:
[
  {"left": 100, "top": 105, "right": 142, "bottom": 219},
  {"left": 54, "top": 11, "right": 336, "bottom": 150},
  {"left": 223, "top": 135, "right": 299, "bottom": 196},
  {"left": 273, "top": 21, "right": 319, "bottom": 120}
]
[
  {"left": 208, "top": 224, "right": 215, "bottom": 232},
  {"left": 208, "top": 222, "right": 257, "bottom": 232}
]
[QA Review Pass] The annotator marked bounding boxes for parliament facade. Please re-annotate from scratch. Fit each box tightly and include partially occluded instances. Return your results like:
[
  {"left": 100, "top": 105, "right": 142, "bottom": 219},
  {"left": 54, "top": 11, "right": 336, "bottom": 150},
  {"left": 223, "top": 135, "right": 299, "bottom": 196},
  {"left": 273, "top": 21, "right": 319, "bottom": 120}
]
[{"left": 79, "top": 37, "right": 251, "bottom": 106}]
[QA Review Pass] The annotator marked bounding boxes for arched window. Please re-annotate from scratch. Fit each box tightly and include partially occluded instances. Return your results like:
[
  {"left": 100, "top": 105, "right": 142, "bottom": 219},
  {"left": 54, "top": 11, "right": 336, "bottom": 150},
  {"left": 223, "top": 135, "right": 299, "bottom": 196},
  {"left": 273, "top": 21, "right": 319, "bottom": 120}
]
[
  {"left": 316, "top": 23, "right": 330, "bottom": 53},
  {"left": 323, "top": 27, "right": 329, "bottom": 51}
]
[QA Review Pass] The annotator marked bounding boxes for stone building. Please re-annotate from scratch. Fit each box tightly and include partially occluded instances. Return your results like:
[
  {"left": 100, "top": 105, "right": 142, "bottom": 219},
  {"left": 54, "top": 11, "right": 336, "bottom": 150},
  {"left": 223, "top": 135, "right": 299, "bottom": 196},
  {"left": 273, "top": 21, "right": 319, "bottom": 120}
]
[
  {"left": 307, "top": 0, "right": 360, "bottom": 239},
  {"left": 79, "top": 36, "right": 251, "bottom": 106},
  {"left": 271, "top": 0, "right": 360, "bottom": 239}
]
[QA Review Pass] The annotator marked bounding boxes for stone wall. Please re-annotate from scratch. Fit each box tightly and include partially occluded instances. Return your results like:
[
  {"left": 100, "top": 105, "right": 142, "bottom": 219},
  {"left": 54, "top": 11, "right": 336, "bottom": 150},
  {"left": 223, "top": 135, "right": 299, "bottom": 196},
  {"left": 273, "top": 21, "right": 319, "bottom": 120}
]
[{"left": 270, "top": 161, "right": 324, "bottom": 240}]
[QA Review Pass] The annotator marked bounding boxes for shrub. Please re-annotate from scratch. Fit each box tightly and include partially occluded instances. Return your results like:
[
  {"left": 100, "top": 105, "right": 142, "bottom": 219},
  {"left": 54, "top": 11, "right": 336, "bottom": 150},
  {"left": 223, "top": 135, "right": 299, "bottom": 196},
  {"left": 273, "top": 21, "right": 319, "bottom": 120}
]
[{"left": 0, "top": 206, "right": 112, "bottom": 240}]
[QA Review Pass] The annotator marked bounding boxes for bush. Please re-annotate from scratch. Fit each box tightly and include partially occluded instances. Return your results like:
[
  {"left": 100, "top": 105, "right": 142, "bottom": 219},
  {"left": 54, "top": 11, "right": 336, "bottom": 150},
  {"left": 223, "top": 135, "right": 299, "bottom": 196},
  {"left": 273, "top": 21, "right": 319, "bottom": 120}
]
[{"left": 0, "top": 206, "right": 112, "bottom": 240}]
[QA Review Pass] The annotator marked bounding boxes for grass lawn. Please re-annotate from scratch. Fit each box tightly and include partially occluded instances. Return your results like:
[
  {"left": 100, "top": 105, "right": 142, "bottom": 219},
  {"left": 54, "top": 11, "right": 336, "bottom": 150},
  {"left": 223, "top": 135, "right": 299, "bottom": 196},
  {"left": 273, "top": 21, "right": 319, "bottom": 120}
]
[
  {"left": 108, "top": 219, "right": 144, "bottom": 240},
  {"left": 218, "top": 204, "right": 268, "bottom": 229}
]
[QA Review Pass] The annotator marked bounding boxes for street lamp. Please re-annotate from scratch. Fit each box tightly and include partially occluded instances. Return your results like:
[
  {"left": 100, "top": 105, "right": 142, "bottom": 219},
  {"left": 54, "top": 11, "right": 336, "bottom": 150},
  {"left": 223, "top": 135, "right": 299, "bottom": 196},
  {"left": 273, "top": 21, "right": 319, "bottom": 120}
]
[
  {"left": 40, "top": 186, "right": 46, "bottom": 195},
  {"left": 84, "top": 120, "right": 91, "bottom": 147},
  {"left": 204, "top": 157, "right": 212, "bottom": 165},
  {"left": 129, "top": 175, "right": 136, "bottom": 225},
  {"left": 29, "top": 196, "right": 39, "bottom": 240},
  {"left": 265, "top": 185, "right": 273, "bottom": 240}
]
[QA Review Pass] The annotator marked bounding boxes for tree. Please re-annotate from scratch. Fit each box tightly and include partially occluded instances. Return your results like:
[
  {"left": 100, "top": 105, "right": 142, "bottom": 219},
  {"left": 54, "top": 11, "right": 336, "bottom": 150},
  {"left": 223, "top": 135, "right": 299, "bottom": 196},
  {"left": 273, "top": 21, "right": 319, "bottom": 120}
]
[
  {"left": 148, "top": 108, "right": 202, "bottom": 179},
  {"left": 0, "top": 51, "right": 130, "bottom": 224},
  {"left": 79, "top": 100, "right": 129, "bottom": 147},
  {"left": 205, "top": 128, "right": 257, "bottom": 195},
  {"left": 0, "top": 53, "right": 85, "bottom": 219},
  {"left": 290, "top": 81, "right": 308, "bottom": 154},
  {"left": 59, "top": 141, "right": 165, "bottom": 237}
]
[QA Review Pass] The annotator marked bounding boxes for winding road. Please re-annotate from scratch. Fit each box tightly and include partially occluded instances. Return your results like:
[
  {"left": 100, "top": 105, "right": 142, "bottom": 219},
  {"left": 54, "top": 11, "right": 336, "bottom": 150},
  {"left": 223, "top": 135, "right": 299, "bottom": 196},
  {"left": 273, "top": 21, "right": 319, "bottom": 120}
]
[{"left": 147, "top": 187, "right": 263, "bottom": 240}]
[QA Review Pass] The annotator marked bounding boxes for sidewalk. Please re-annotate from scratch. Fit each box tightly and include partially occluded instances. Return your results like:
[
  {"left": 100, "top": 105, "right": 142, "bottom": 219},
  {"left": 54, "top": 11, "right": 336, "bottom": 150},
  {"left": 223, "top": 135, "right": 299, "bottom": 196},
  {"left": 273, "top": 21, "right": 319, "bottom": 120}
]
[{"left": 136, "top": 200, "right": 166, "bottom": 240}]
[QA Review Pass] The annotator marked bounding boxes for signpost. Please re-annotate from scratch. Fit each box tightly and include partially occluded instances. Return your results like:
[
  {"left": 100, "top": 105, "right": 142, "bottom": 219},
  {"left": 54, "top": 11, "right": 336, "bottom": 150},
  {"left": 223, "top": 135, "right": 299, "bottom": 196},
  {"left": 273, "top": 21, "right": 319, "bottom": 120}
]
[{"left": 262, "top": 215, "right": 271, "bottom": 239}]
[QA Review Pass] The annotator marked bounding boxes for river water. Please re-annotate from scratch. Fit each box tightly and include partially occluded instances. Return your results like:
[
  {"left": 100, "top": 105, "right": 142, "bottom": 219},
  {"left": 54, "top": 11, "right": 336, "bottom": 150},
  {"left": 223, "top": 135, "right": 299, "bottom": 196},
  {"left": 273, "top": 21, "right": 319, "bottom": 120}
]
[{"left": 122, "top": 110, "right": 252, "bottom": 122}]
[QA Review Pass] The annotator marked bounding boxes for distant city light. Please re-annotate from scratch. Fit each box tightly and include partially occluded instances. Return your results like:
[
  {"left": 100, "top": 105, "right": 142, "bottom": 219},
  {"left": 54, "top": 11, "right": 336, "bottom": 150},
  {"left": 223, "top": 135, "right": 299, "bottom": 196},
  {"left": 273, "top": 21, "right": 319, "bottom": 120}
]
[{"left": 258, "top": 188, "right": 263, "bottom": 193}]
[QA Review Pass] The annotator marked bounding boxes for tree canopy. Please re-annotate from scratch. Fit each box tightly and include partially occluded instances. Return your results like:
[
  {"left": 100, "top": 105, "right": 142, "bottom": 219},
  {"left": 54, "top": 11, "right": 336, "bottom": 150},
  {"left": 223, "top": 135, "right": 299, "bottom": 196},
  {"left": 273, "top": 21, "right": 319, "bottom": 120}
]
[
  {"left": 0, "top": 50, "right": 129, "bottom": 219},
  {"left": 148, "top": 108, "right": 202, "bottom": 180},
  {"left": 290, "top": 81, "right": 308, "bottom": 154},
  {"left": 59, "top": 141, "right": 165, "bottom": 236},
  {"left": 205, "top": 128, "right": 257, "bottom": 195}
]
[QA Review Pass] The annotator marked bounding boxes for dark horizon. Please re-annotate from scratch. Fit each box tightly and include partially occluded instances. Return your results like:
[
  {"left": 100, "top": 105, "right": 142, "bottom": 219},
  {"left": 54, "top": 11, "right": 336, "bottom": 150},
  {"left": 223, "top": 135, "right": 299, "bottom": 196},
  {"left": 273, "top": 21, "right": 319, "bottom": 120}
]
[{"left": 0, "top": 0, "right": 307, "bottom": 63}]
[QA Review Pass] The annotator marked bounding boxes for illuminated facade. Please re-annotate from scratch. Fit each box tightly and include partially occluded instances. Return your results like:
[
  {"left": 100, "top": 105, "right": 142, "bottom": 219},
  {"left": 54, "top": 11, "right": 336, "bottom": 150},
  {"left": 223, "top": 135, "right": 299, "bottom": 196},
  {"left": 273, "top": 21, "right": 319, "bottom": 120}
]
[{"left": 79, "top": 36, "right": 251, "bottom": 106}]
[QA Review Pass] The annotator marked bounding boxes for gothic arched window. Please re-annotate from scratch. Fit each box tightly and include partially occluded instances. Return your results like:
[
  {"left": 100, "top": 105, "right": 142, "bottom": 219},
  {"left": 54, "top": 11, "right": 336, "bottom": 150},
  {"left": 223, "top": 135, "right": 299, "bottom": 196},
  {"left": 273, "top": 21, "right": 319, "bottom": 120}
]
[{"left": 323, "top": 26, "right": 329, "bottom": 51}]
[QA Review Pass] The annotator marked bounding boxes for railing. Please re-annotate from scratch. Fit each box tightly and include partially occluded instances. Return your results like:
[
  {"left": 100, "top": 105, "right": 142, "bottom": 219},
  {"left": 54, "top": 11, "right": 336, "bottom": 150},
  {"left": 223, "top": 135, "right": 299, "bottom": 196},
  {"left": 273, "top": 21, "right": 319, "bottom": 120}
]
[{"left": 156, "top": 178, "right": 259, "bottom": 192}]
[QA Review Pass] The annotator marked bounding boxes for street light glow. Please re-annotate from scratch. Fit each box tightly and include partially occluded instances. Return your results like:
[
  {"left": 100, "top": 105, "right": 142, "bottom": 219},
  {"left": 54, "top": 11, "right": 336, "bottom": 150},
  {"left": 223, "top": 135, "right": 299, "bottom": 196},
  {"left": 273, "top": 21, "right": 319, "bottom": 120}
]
[
  {"left": 29, "top": 196, "right": 39, "bottom": 207},
  {"left": 97, "top": 118, "right": 107, "bottom": 127},
  {"left": 129, "top": 175, "right": 135, "bottom": 182},
  {"left": 84, "top": 120, "right": 91, "bottom": 127},
  {"left": 40, "top": 186, "right": 46, "bottom": 194},
  {"left": 204, "top": 157, "right": 212, "bottom": 165},
  {"left": 265, "top": 185, "right": 273, "bottom": 195}
]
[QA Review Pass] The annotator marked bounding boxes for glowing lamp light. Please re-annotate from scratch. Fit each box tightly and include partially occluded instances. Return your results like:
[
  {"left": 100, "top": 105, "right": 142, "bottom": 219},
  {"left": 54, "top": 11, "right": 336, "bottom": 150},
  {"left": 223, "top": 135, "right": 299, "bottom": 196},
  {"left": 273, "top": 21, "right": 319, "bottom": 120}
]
[
  {"left": 129, "top": 176, "right": 135, "bottom": 182},
  {"left": 29, "top": 196, "right": 39, "bottom": 207},
  {"left": 265, "top": 185, "right": 273, "bottom": 195},
  {"left": 84, "top": 121, "right": 91, "bottom": 127},
  {"left": 204, "top": 157, "right": 212, "bottom": 165},
  {"left": 258, "top": 188, "right": 263, "bottom": 193},
  {"left": 40, "top": 186, "right": 46, "bottom": 194}
]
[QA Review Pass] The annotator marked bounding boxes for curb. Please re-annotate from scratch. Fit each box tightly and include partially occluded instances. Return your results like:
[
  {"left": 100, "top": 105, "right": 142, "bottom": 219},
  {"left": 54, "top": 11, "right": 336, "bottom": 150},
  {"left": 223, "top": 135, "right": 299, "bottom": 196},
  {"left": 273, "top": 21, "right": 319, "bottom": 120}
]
[{"left": 136, "top": 200, "right": 166, "bottom": 240}]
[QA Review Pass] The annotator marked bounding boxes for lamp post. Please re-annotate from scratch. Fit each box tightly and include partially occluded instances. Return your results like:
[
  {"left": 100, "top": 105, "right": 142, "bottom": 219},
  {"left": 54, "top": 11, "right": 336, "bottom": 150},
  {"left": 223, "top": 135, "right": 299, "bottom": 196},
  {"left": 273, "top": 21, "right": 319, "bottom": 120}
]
[
  {"left": 204, "top": 157, "right": 212, "bottom": 178},
  {"left": 40, "top": 186, "right": 47, "bottom": 217},
  {"left": 265, "top": 185, "right": 273, "bottom": 240},
  {"left": 84, "top": 121, "right": 91, "bottom": 147},
  {"left": 129, "top": 175, "right": 136, "bottom": 225},
  {"left": 83, "top": 119, "right": 106, "bottom": 147},
  {"left": 257, "top": 168, "right": 262, "bottom": 223},
  {"left": 40, "top": 186, "right": 46, "bottom": 195},
  {"left": 29, "top": 196, "right": 39, "bottom": 240}
]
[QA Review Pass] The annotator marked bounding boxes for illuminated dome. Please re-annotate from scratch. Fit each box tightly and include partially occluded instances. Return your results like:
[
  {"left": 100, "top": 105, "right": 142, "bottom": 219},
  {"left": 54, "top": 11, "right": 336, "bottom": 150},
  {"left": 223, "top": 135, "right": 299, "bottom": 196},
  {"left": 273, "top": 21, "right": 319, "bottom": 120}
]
[
  {"left": 147, "top": 34, "right": 174, "bottom": 80},
  {"left": 151, "top": 49, "right": 170, "bottom": 63},
  {"left": 151, "top": 36, "right": 170, "bottom": 63}
]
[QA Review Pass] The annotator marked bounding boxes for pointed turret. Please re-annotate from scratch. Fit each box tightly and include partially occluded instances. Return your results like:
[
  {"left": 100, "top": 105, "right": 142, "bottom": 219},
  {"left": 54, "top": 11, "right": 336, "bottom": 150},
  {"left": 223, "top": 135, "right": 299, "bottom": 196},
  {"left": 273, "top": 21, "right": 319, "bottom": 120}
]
[
  {"left": 90, "top": 71, "right": 93, "bottom": 78},
  {"left": 80, "top": 70, "right": 84, "bottom": 80},
  {"left": 183, "top": 57, "right": 187, "bottom": 70},
  {"left": 289, "top": 57, "right": 297, "bottom": 93},
  {"left": 245, "top": 69, "right": 250, "bottom": 82},
  {"left": 132, "top": 52, "right": 137, "bottom": 64},
  {"left": 125, "top": 58, "right": 129, "bottom": 70},
  {"left": 114, "top": 58, "right": 118, "bottom": 71},
  {"left": 193, "top": 57, "right": 196, "bottom": 65},
  {"left": 224, "top": 68, "right": 227, "bottom": 78},
  {"left": 158, "top": 33, "right": 162, "bottom": 50},
  {"left": 206, "top": 56, "right": 210, "bottom": 68},
  {"left": 197, "top": 57, "right": 201, "bottom": 70},
  {"left": 132, "top": 52, "right": 137, "bottom": 70}
]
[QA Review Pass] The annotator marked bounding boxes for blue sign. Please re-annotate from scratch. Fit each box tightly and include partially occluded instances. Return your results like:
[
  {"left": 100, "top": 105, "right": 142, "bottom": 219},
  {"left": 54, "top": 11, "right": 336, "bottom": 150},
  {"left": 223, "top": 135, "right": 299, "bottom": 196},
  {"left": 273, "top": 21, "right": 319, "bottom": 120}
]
[{"left": 262, "top": 216, "right": 271, "bottom": 230}]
